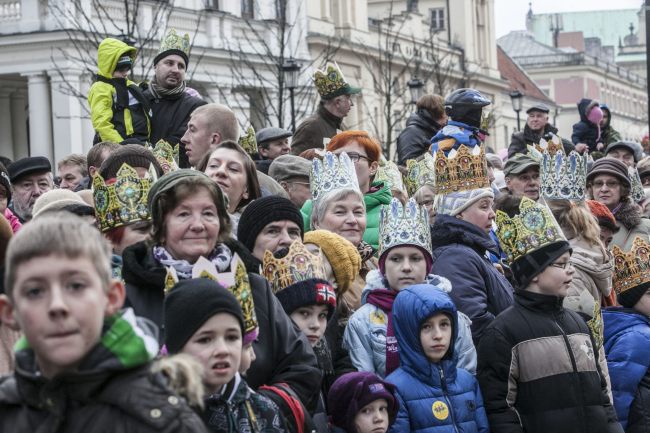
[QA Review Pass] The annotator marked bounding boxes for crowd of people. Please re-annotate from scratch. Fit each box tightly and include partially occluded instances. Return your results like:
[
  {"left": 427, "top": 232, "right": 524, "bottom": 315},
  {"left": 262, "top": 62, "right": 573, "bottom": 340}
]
[{"left": 0, "top": 28, "right": 648, "bottom": 433}]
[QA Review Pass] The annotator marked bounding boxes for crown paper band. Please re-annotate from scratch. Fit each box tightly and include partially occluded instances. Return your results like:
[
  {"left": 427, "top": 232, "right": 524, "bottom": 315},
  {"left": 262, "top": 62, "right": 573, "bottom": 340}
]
[
  {"left": 262, "top": 240, "right": 326, "bottom": 294},
  {"left": 540, "top": 150, "right": 587, "bottom": 201},
  {"left": 433, "top": 144, "right": 490, "bottom": 195},
  {"left": 527, "top": 134, "right": 564, "bottom": 158},
  {"left": 92, "top": 163, "right": 151, "bottom": 232},
  {"left": 151, "top": 139, "right": 180, "bottom": 174},
  {"left": 313, "top": 62, "right": 357, "bottom": 99},
  {"left": 496, "top": 196, "right": 566, "bottom": 264},
  {"left": 405, "top": 153, "right": 436, "bottom": 196},
  {"left": 612, "top": 237, "right": 650, "bottom": 296},
  {"left": 379, "top": 198, "right": 432, "bottom": 258},
  {"left": 375, "top": 159, "right": 405, "bottom": 193},
  {"left": 158, "top": 28, "right": 190, "bottom": 57},
  {"left": 239, "top": 126, "right": 258, "bottom": 156},
  {"left": 310, "top": 151, "right": 360, "bottom": 203},
  {"left": 629, "top": 167, "right": 645, "bottom": 203}
]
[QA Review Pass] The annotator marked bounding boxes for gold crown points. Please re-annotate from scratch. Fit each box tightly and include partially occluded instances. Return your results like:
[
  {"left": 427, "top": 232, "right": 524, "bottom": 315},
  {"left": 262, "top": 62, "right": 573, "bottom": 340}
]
[
  {"left": 262, "top": 240, "right": 326, "bottom": 294},
  {"left": 151, "top": 139, "right": 180, "bottom": 174},
  {"left": 496, "top": 197, "right": 566, "bottom": 264},
  {"left": 379, "top": 198, "right": 432, "bottom": 258},
  {"left": 529, "top": 134, "right": 563, "bottom": 159},
  {"left": 611, "top": 237, "right": 650, "bottom": 295},
  {"left": 313, "top": 63, "right": 348, "bottom": 98},
  {"left": 375, "top": 159, "right": 406, "bottom": 193},
  {"left": 433, "top": 145, "right": 489, "bottom": 195},
  {"left": 310, "top": 151, "right": 360, "bottom": 203},
  {"left": 540, "top": 150, "right": 587, "bottom": 201},
  {"left": 239, "top": 126, "right": 258, "bottom": 156},
  {"left": 92, "top": 163, "right": 151, "bottom": 232},
  {"left": 405, "top": 153, "right": 436, "bottom": 196},
  {"left": 159, "top": 28, "right": 190, "bottom": 56}
]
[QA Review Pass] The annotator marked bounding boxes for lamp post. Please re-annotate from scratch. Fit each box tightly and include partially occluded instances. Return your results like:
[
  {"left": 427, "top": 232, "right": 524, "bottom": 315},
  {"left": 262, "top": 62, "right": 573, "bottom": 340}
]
[
  {"left": 282, "top": 57, "right": 301, "bottom": 131},
  {"left": 509, "top": 90, "right": 524, "bottom": 131},
  {"left": 407, "top": 76, "right": 425, "bottom": 105}
]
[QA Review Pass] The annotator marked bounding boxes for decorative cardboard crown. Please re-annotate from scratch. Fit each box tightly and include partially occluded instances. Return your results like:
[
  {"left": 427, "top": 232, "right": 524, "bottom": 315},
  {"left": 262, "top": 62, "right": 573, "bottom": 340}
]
[
  {"left": 612, "top": 237, "right": 650, "bottom": 296},
  {"left": 151, "top": 139, "right": 179, "bottom": 174},
  {"left": 310, "top": 151, "right": 360, "bottom": 203},
  {"left": 432, "top": 144, "right": 490, "bottom": 194},
  {"left": 164, "top": 255, "right": 259, "bottom": 342},
  {"left": 405, "top": 153, "right": 436, "bottom": 196},
  {"left": 239, "top": 126, "right": 258, "bottom": 156},
  {"left": 629, "top": 167, "right": 645, "bottom": 203},
  {"left": 527, "top": 134, "right": 564, "bottom": 158},
  {"left": 158, "top": 28, "right": 190, "bottom": 57},
  {"left": 313, "top": 62, "right": 355, "bottom": 99},
  {"left": 92, "top": 163, "right": 151, "bottom": 232},
  {"left": 379, "top": 198, "right": 432, "bottom": 258},
  {"left": 496, "top": 196, "right": 566, "bottom": 264},
  {"left": 262, "top": 240, "right": 326, "bottom": 294},
  {"left": 375, "top": 158, "right": 405, "bottom": 193},
  {"left": 540, "top": 150, "right": 587, "bottom": 201}
]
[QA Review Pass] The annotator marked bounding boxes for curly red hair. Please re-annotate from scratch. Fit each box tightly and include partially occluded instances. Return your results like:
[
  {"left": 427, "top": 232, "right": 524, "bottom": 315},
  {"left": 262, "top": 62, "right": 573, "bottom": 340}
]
[{"left": 326, "top": 130, "right": 382, "bottom": 163}]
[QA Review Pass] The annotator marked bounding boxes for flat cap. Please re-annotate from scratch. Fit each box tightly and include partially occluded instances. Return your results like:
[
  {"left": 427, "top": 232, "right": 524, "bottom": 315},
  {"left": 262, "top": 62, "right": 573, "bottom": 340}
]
[
  {"left": 605, "top": 141, "right": 642, "bottom": 163},
  {"left": 526, "top": 103, "right": 550, "bottom": 114},
  {"left": 268, "top": 154, "right": 311, "bottom": 182},
  {"left": 8, "top": 156, "right": 52, "bottom": 182},
  {"left": 504, "top": 153, "right": 540, "bottom": 177},
  {"left": 256, "top": 127, "right": 293, "bottom": 147}
]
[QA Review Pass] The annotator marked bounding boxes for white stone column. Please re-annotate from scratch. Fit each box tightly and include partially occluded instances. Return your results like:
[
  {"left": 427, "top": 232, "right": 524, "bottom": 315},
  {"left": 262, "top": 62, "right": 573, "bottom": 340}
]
[
  {"left": 23, "top": 73, "right": 53, "bottom": 160},
  {"left": 50, "top": 70, "right": 85, "bottom": 163},
  {"left": 10, "top": 90, "right": 28, "bottom": 160},
  {"left": 0, "top": 90, "right": 14, "bottom": 159}
]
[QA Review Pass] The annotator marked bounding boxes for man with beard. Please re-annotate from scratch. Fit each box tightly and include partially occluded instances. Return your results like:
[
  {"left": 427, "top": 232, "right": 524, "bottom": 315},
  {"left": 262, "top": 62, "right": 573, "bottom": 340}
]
[
  {"left": 507, "top": 104, "right": 574, "bottom": 158},
  {"left": 144, "top": 29, "right": 206, "bottom": 168},
  {"left": 7, "top": 156, "right": 53, "bottom": 223}
]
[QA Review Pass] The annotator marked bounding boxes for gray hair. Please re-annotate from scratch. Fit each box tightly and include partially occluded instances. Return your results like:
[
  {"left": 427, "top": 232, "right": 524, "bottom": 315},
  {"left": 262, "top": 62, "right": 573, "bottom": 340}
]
[{"left": 310, "top": 188, "right": 366, "bottom": 230}]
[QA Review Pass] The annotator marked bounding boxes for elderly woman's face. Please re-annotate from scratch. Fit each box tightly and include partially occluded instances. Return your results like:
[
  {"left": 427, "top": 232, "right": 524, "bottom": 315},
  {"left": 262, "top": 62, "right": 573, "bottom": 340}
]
[
  {"left": 590, "top": 174, "right": 622, "bottom": 210},
  {"left": 315, "top": 193, "right": 367, "bottom": 246},
  {"left": 162, "top": 186, "right": 220, "bottom": 264},
  {"left": 204, "top": 148, "right": 249, "bottom": 213}
]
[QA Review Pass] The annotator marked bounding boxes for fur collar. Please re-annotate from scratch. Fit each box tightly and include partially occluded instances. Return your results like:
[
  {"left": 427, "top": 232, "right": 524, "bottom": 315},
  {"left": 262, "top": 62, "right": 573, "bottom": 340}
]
[{"left": 613, "top": 199, "right": 641, "bottom": 230}]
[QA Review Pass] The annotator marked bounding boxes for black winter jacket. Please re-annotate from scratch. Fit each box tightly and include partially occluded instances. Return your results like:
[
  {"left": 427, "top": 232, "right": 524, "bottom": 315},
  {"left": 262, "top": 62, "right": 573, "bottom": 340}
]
[
  {"left": 143, "top": 87, "right": 206, "bottom": 168},
  {"left": 121, "top": 240, "right": 322, "bottom": 413},
  {"left": 477, "top": 290, "right": 623, "bottom": 433},
  {"left": 396, "top": 109, "right": 443, "bottom": 165},
  {"left": 572, "top": 98, "right": 601, "bottom": 152},
  {"left": 291, "top": 104, "right": 343, "bottom": 156},
  {"left": 507, "top": 123, "right": 574, "bottom": 158}
]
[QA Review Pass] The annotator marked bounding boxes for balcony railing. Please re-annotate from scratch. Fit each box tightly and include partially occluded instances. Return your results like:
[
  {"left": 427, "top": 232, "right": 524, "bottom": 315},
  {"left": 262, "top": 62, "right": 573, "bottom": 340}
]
[{"left": 0, "top": 0, "right": 20, "bottom": 21}]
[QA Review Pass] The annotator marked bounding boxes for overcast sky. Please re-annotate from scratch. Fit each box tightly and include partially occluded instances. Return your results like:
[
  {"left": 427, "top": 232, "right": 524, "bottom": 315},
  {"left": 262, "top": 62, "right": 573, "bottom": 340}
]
[{"left": 495, "top": 0, "right": 644, "bottom": 37}]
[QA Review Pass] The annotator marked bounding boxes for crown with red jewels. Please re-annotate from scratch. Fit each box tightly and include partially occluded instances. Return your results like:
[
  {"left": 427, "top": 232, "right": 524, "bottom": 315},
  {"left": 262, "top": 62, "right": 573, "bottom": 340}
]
[
  {"left": 262, "top": 240, "right": 327, "bottom": 293},
  {"left": 611, "top": 237, "right": 650, "bottom": 296},
  {"left": 432, "top": 144, "right": 490, "bottom": 194}
]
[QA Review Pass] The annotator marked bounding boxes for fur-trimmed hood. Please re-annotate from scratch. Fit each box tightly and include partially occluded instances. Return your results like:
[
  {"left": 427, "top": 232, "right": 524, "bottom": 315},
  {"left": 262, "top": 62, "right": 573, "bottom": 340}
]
[{"left": 613, "top": 198, "right": 642, "bottom": 230}]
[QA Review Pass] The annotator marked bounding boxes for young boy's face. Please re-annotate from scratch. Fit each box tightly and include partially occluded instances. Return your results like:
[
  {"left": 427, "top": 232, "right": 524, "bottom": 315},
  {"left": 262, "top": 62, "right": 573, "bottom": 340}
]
[
  {"left": 181, "top": 312, "right": 242, "bottom": 394},
  {"left": 634, "top": 288, "right": 650, "bottom": 317},
  {"left": 419, "top": 313, "right": 452, "bottom": 363},
  {"left": 531, "top": 251, "right": 574, "bottom": 297},
  {"left": 289, "top": 304, "right": 329, "bottom": 347},
  {"left": 0, "top": 254, "right": 124, "bottom": 379},
  {"left": 354, "top": 398, "right": 389, "bottom": 433},
  {"left": 112, "top": 68, "right": 129, "bottom": 79},
  {"left": 239, "top": 343, "right": 256, "bottom": 376},
  {"left": 383, "top": 246, "right": 428, "bottom": 291}
]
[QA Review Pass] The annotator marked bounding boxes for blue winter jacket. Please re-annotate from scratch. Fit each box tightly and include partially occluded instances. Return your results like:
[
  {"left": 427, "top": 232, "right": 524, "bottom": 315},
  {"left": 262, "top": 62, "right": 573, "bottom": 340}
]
[
  {"left": 603, "top": 307, "right": 650, "bottom": 430},
  {"left": 386, "top": 285, "right": 489, "bottom": 433}
]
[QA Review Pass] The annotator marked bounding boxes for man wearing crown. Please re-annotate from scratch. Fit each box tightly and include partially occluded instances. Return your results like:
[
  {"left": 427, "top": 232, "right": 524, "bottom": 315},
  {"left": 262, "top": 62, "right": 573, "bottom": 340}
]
[
  {"left": 477, "top": 197, "right": 622, "bottom": 433},
  {"left": 291, "top": 63, "right": 361, "bottom": 156},
  {"left": 144, "top": 29, "right": 206, "bottom": 168}
]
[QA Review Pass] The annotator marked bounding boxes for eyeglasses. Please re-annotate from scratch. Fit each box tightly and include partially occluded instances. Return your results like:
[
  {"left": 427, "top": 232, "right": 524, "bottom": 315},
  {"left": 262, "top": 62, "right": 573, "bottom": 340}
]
[
  {"left": 344, "top": 152, "right": 370, "bottom": 163},
  {"left": 592, "top": 180, "right": 620, "bottom": 189},
  {"left": 549, "top": 262, "right": 572, "bottom": 270}
]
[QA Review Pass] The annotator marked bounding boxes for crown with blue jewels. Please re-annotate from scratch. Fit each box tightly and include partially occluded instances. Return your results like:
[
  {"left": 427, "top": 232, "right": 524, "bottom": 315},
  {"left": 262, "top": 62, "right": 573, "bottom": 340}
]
[
  {"left": 496, "top": 196, "right": 566, "bottom": 264},
  {"left": 310, "top": 151, "right": 360, "bottom": 202},
  {"left": 92, "top": 163, "right": 151, "bottom": 232},
  {"left": 432, "top": 144, "right": 490, "bottom": 195},
  {"left": 629, "top": 167, "right": 645, "bottom": 203},
  {"left": 151, "top": 139, "right": 179, "bottom": 174},
  {"left": 375, "top": 157, "right": 406, "bottom": 193},
  {"left": 540, "top": 150, "right": 587, "bottom": 201},
  {"left": 405, "top": 153, "right": 436, "bottom": 196},
  {"left": 239, "top": 126, "right": 258, "bottom": 156},
  {"left": 379, "top": 198, "right": 432, "bottom": 258}
]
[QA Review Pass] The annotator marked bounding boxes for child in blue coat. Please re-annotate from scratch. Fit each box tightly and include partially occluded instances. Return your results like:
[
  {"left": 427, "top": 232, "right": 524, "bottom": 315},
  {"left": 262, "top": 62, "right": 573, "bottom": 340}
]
[{"left": 386, "top": 285, "right": 489, "bottom": 433}]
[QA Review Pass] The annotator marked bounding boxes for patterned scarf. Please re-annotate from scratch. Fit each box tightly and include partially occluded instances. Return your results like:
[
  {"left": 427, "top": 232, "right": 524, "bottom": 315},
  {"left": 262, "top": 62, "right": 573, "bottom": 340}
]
[
  {"left": 153, "top": 244, "right": 232, "bottom": 279},
  {"left": 365, "top": 288, "right": 399, "bottom": 376},
  {"left": 357, "top": 240, "right": 375, "bottom": 263},
  {"left": 149, "top": 78, "right": 186, "bottom": 100}
]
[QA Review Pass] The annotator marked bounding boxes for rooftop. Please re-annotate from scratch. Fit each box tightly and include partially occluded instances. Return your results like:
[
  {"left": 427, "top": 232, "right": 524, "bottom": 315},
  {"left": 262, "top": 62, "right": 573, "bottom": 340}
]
[{"left": 497, "top": 45, "right": 554, "bottom": 104}]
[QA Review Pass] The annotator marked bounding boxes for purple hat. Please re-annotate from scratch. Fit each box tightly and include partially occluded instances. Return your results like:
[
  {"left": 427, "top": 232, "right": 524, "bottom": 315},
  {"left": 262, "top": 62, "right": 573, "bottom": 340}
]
[{"left": 327, "top": 372, "right": 399, "bottom": 432}]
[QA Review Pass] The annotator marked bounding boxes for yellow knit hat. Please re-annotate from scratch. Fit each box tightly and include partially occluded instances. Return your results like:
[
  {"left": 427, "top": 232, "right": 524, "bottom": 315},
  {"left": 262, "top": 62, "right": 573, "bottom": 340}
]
[{"left": 304, "top": 230, "right": 361, "bottom": 297}]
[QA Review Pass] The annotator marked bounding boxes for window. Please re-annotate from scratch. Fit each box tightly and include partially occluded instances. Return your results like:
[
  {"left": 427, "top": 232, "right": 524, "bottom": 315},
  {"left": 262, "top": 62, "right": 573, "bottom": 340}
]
[
  {"left": 430, "top": 8, "right": 445, "bottom": 31},
  {"left": 407, "top": 0, "right": 418, "bottom": 12},
  {"left": 242, "top": 0, "right": 254, "bottom": 19},
  {"left": 205, "top": 0, "right": 218, "bottom": 10}
]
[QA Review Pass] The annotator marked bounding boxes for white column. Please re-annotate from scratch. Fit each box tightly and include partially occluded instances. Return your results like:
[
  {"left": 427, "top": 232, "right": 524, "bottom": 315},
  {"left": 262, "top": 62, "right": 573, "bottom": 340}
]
[
  {"left": 23, "top": 73, "right": 53, "bottom": 160},
  {"left": 10, "top": 90, "right": 28, "bottom": 160},
  {"left": 50, "top": 70, "right": 85, "bottom": 163},
  {"left": 0, "top": 90, "right": 14, "bottom": 159}
]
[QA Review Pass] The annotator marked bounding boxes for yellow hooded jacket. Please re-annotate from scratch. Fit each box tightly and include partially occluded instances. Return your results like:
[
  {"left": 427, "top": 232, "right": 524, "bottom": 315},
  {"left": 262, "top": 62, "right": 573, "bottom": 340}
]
[{"left": 87, "top": 38, "right": 151, "bottom": 143}]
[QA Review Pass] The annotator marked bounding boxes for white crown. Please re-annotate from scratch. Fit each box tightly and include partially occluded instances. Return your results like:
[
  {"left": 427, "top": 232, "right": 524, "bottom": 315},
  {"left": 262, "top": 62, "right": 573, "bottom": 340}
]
[
  {"left": 379, "top": 198, "right": 432, "bottom": 257},
  {"left": 540, "top": 150, "right": 587, "bottom": 201},
  {"left": 310, "top": 151, "right": 360, "bottom": 202},
  {"left": 629, "top": 167, "right": 645, "bottom": 203}
]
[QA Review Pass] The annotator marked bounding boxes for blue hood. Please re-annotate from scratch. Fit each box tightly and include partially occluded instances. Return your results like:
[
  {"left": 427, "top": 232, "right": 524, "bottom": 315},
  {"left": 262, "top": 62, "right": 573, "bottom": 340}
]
[
  {"left": 392, "top": 284, "right": 458, "bottom": 383},
  {"left": 603, "top": 307, "right": 650, "bottom": 341}
]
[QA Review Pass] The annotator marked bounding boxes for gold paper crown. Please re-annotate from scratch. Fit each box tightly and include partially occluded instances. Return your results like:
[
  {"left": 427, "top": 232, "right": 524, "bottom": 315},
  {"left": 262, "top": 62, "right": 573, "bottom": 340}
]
[
  {"left": 405, "top": 153, "right": 436, "bottom": 196},
  {"left": 375, "top": 158, "right": 406, "bottom": 193},
  {"left": 379, "top": 198, "right": 432, "bottom": 258},
  {"left": 262, "top": 240, "right": 326, "bottom": 294},
  {"left": 540, "top": 150, "right": 587, "bottom": 201},
  {"left": 313, "top": 62, "right": 359, "bottom": 99},
  {"left": 151, "top": 139, "right": 179, "bottom": 174},
  {"left": 164, "top": 255, "right": 259, "bottom": 342},
  {"left": 92, "top": 163, "right": 151, "bottom": 232},
  {"left": 433, "top": 145, "right": 490, "bottom": 194},
  {"left": 527, "top": 134, "right": 564, "bottom": 158},
  {"left": 158, "top": 28, "right": 190, "bottom": 57},
  {"left": 310, "top": 151, "right": 360, "bottom": 203},
  {"left": 496, "top": 196, "right": 566, "bottom": 264},
  {"left": 611, "top": 237, "right": 650, "bottom": 296},
  {"left": 239, "top": 126, "right": 258, "bottom": 156}
]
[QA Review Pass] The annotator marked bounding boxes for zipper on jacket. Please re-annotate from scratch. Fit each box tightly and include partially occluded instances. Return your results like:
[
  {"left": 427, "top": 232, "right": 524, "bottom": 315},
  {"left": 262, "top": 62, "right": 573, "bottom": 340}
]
[{"left": 439, "top": 367, "right": 461, "bottom": 433}]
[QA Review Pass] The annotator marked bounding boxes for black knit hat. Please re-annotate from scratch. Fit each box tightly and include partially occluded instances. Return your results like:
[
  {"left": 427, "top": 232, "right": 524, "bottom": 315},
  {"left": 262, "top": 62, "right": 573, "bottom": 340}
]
[
  {"left": 276, "top": 278, "right": 337, "bottom": 319},
  {"left": 0, "top": 163, "right": 11, "bottom": 203},
  {"left": 586, "top": 157, "right": 631, "bottom": 189},
  {"left": 511, "top": 241, "right": 572, "bottom": 289},
  {"left": 98, "top": 144, "right": 164, "bottom": 179},
  {"left": 164, "top": 278, "right": 245, "bottom": 354},
  {"left": 237, "top": 196, "right": 304, "bottom": 252},
  {"left": 618, "top": 281, "right": 650, "bottom": 309}
]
